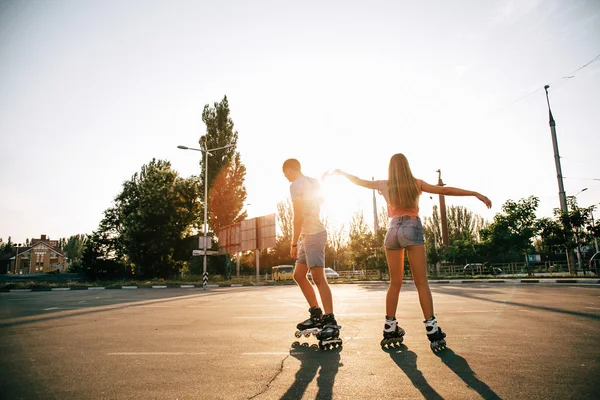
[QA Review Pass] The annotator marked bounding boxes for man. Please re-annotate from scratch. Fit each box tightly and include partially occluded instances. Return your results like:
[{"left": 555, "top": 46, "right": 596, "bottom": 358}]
[{"left": 282, "top": 158, "right": 341, "bottom": 350}]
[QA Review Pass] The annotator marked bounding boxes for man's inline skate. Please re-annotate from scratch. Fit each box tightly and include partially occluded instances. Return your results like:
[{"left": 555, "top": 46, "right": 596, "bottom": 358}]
[
  {"left": 380, "top": 316, "right": 405, "bottom": 349},
  {"left": 294, "top": 306, "right": 323, "bottom": 339},
  {"left": 315, "top": 313, "right": 342, "bottom": 351},
  {"left": 425, "top": 315, "right": 446, "bottom": 352}
]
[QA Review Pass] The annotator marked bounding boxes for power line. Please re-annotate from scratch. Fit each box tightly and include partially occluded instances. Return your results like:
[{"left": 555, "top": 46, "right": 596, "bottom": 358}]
[{"left": 487, "top": 51, "right": 600, "bottom": 115}]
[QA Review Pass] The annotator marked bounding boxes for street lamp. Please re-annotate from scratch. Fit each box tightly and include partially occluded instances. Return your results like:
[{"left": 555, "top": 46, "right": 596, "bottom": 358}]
[
  {"left": 13, "top": 243, "right": 22, "bottom": 274},
  {"left": 574, "top": 188, "right": 588, "bottom": 197},
  {"left": 177, "top": 139, "right": 234, "bottom": 289}
]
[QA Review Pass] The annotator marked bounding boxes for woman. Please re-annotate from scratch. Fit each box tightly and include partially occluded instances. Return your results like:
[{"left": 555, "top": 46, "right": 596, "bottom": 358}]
[{"left": 333, "top": 153, "right": 491, "bottom": 351}]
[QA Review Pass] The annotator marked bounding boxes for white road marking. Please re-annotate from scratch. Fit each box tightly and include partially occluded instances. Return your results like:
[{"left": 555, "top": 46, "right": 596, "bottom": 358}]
[
  {"left": 44, "top": 307, "right": 59, "bottom": 310},
  {"left": 269, "top": 298, "right": 306, "bottom": 309},
  {"left": 585, "top": 307, "right": 600, "bottom": 310}
]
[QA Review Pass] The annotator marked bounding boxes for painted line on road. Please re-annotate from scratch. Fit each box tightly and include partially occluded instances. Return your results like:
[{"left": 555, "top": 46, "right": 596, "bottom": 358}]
[
  {"left": 9, "top": 289, "right": 32, "bottom": 292},
  {"left": 88, "top": 287, "right": 106, "bottom": 290},
  {"left": 180, "top": 285, "right": 195, "bottom": 288},
  {"left": 44, "top": 307, "right": 59, "bottom": 310},
  {"left": 269, "top": 298, "right": 306, "bottom": 310},
  {"left": 152, "top": 285, "right": 167, "bottom": 289},
  {"left": 231, "top": 284, "right": 243, "bottom": 287},
  {"left": 51, "top": 288, "right": 70, "bottom": 291},
  {"left": 585, "top": 307, "right": 600, "bottom": 310},
  {"left": 107, "top": 352, "right": 207, "bottom": 356},
  {"left": 122, "top": 286, "right": 138, "bottom": 289}
]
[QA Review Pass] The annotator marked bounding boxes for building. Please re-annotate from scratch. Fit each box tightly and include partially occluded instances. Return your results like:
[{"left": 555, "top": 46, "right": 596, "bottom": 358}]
[{"left": 10, "top": 235, "right": 68, "bottom": 274}]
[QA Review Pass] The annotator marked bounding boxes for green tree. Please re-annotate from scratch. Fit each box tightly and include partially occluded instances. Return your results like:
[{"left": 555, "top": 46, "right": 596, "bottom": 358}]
[
  {"left": 480, "top": 196, "right": 540, "bottom": 271},
  {"left": 62, "top": 234, "right": 88, "bottom": 268},
  {"left": 201, "top": 95, "right": 248, "bottom": 232},
  {"left": 347, "top": 210, "right": 375, "bottom": 271},
  {"left": 103, "top": 159, "right": 202, "bottom": 278},
  {"left": 79, "top": 231, "right": 127, "bottom": 280}
]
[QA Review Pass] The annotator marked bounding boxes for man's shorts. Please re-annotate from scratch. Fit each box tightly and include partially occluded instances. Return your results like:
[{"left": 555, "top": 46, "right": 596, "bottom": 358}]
[
  {"left": 384, "top": 216, "right": 425, "bottom": 249},
  {"left": 296, "top": 230, "right": 327, "bottom": 268}
]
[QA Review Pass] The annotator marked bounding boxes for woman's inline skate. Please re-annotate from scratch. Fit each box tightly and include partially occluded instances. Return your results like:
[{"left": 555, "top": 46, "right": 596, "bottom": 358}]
[
  {"left": 425, "top": 315, "right": 446, "bottom": 352},
  {"left": 380, "top": 316, "right": 405, "bottom": 349}
]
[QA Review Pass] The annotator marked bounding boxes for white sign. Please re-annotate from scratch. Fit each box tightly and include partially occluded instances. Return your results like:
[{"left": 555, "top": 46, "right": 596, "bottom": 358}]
[
  {"left": 198, "top": 236, "right": 212, "bottom": 249},
  {"left": 193, "top": 250, "right": 220, "bottom": 256}
]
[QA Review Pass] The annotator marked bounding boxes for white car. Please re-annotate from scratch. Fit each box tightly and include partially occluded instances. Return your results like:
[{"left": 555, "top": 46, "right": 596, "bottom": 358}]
[{"left": 307, "top": 267, "right": 340, "bottom": 280}]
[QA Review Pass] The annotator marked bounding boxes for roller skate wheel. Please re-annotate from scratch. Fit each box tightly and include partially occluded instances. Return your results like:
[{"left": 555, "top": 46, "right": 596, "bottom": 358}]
[
  {"left": 304, "top": 333, "right": 311, "bottom": 338},
  {"left": 294, "top": 331, "right": 302, "bottom": 338}
]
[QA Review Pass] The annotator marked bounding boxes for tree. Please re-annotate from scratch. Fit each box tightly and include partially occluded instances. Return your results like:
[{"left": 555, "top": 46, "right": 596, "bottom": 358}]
[
  {"left": 201, "top": 95, "right": 248, "bottom": 232},
  {"left": 101, "top": 159, "right": 202, "bottom": 278},
  {"left": 61, "top": 234, "right": 88, "bottom": 267},
  {"left": 480, "top": 196, "right": 540, "bottom": 271},
  {"left": 79, "top": 231, "right": 127, "bottom": 280},
  {"left": 539, "top": 197, "right": 598, "bottom": 274},
  {"left": 209, "top": 152, "right": 248, "bottom": 232},
  {"left": 347, "top": 210, "right": 374, "bottom": 271}
]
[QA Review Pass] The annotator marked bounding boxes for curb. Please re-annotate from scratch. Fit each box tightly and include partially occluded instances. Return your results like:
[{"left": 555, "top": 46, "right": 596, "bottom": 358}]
[{"left": 2, "top": 279, "right": 599, "bottom": 292}]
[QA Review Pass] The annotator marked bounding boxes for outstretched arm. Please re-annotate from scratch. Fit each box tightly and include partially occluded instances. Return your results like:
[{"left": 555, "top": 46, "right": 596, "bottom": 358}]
[
  {"left": 332, "top": 169, "right": 378, "bottom": 190},
  {"left": 421, "top": 181, "right": 492, "bottom": 208}
]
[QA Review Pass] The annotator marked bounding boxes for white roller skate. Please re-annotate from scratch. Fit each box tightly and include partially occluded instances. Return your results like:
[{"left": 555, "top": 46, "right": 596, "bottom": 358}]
[
  {"left": 424, "top": 315, "right": 446, "bottom": 352},
  {"left": 380, "top": 317, "right": 405, "bottom": 349}
]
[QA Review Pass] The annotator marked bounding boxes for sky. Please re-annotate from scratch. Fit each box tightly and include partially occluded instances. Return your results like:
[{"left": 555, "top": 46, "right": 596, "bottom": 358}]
[{"left": 1, "top": 0, "right": 599, "bottom": 244}]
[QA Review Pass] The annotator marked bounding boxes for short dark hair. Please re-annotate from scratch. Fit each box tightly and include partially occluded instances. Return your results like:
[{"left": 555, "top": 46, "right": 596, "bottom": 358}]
[{"left": 282, "top": 158, "right": 301, "bottom": 171}]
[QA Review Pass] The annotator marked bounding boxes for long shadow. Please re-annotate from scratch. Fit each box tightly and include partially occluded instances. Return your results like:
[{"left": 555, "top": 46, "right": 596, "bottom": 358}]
[
  {"left": 0, "top": 290, "right": 238, "bottom": 328},
  {"left": 355, "top": 283, "right": 506, "bottom": 296},
  {"left": 281, "top": 341, "right": 342, "bottom": 400},
  {"left": 433, "top": 286, "right": 600, "bottom": 320},
  {"left": 435, "top": 348, "right": 502, "bottom": 400},
  {"left": 384, "top": 345, "right": 444, "bottom": 400}
]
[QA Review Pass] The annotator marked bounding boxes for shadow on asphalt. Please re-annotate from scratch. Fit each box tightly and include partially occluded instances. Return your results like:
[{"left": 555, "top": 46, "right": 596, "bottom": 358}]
[
  {"left": 355, "top": 283, "right": 506, "bottom": 296},
  {"left": 280, "top": 341, "right": 342, "bottom": 400},
  {"left": 385, "top": 345, "right": 501, "bottom": 400},
  {"left": 432, "top": 286, "right": 600, "bottom": 320},
  {"left": 384, "top": 344, "right": 444, "bottom": 400},
  {"left": 434, "top": 347, "right": 502, "bottom": 400},
  {"left": 0, "top": 290, "right": 230, "bottom": 328}
]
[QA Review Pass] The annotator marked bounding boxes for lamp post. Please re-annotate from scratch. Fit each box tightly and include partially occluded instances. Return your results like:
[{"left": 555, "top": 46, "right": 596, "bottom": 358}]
[
  {"left": 590, "top": 202, "right": 600, "bottom": 254},
  {"left": 13, "top": 243, "right": 22, "bottom": 274},
  {"left": 177, "top": 140, "right": 234, "bottom": 289}
]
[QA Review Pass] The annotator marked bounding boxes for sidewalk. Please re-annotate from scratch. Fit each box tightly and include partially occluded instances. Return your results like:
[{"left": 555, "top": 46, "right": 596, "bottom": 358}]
[{"left": 1, "top": 278, "right": 598, "bottom": 292}]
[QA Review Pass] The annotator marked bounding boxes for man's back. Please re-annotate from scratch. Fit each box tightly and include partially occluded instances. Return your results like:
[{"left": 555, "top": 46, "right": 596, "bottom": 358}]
[{"left": 290, "top": 176, "right": 325, "bottom": 235}]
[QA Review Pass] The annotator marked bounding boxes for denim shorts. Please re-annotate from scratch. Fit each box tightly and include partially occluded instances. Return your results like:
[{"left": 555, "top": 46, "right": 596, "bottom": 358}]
[
  {"left": 384, "top": 216, "right": 425, "bottom": 249},
  {"left": 296, "top": 230, "right": 327, "bottom": 268}
]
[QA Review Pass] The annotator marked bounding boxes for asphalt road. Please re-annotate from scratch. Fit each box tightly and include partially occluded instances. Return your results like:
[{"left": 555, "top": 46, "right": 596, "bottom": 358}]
[{"left": 1, "top": 283, "right": 599, "bottom": 400}]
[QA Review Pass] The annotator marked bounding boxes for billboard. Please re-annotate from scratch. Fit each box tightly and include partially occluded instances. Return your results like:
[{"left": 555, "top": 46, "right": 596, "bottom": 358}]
[
  {"left": 257, "top": 213, "right": 276, "bottom": 250},
  {"left": 217, "top": 213, "right": 277, "bottom": 254}
]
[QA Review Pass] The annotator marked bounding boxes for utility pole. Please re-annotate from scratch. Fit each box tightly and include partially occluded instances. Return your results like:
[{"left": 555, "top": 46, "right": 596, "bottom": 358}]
[
  {"left": 544, "top": 85, "right": 576, "bottom": 275},
  {"left": 436, "top": 169, "right": 449, "bottom": 247}
]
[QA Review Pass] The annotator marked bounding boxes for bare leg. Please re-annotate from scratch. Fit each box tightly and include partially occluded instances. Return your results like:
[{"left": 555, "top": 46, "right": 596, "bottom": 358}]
[
  {"left": 293, "top": 263, "right": 319, "bottom": 309},
  {"left": 384, "top": 248, "right": 405, "bottom": 318},
  {"left": 310, "top": 266, "right": 333, "bottom": 314},
  {"left": 406, "top": 244, "right": 434, "bottom": 319}
]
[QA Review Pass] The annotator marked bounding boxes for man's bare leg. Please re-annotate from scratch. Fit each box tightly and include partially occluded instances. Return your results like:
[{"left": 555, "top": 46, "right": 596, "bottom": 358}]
[
  {"left": 293, "top": 263, "right": 319, "bottom": 308},
  {"left": 309, "top": 266, "right": 333, "bottom": 314}
]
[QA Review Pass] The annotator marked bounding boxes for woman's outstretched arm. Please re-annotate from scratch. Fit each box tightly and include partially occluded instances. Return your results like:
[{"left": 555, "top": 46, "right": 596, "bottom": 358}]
[
  {"left": 331, "top": 169, "right": 379, "bottom": 190},
  {"left": 421, "top": 181, "right": 492, "bottom": 208}
]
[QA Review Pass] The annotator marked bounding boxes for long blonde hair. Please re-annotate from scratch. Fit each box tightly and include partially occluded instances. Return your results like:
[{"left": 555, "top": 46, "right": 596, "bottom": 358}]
[{"left": 388, "top": 153, "right": 420, "bottom": 209}]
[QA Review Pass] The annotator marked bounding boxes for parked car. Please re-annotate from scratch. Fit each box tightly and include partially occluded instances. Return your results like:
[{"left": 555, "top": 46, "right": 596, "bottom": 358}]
[
  {"left": 589, "top": 252, "right": 600, "bottom": 275},
  {"left": 272, "top": 265, "right": 294, "bottom": 281},
  {"left": 463, "top": 263, "right": 502, "bottom": 276},
  {"left": 307, "top": 267, "right": 340, "bottom": 280}
]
